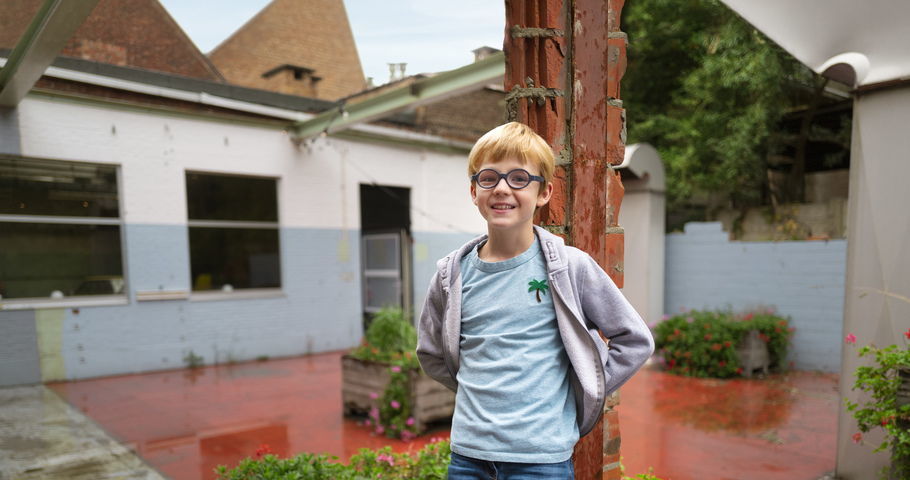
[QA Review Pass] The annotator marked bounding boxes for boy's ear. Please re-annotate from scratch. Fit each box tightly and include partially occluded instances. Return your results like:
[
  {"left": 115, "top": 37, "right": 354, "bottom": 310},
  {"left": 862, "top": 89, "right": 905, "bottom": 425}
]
[
  {"left": 470, "top": 182, "right": 478, "bottom": 205},
  {"left": 536, "top": 182, "right": 554, "bottom": 208}
]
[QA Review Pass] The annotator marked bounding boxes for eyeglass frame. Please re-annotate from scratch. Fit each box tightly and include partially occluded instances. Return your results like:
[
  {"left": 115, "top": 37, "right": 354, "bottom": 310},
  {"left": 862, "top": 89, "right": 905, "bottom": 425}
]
[{"left": 470, "top": 168, "right": 545, "bottom": 190}]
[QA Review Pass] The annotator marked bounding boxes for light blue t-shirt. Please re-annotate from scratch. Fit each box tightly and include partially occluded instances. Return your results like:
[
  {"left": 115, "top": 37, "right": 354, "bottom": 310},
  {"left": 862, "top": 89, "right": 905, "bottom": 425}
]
[{"left": 451, "top": 238, "right": 578, "bottom": 463}]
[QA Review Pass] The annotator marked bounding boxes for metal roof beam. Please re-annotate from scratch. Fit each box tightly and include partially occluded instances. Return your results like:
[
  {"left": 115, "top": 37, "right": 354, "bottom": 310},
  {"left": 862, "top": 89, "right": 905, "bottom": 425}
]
[
  {"left": 291, "top": 51, "right": 505, "bottom": 140},
  {"left": 0, "top": 0, "right": 100, "bottom": 107}
]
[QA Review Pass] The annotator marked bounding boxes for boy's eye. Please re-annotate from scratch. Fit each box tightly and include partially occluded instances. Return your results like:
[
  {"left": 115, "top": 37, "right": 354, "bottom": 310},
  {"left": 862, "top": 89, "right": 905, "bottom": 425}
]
[
  {"left": 508, "top": 171, "right": 530, "bottom": 184},
  {"left": 477, "top": 171, "right": 500, "bottom": 185}
]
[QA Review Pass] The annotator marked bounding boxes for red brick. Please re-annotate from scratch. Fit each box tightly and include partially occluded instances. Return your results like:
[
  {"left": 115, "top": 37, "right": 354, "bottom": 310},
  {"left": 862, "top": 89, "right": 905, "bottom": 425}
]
[
  {"left": 605, "top": 232, "right": 624, "bottom": 287},
  {"left": 537, "top": 165, "right": 568, "bottom": 226},
  {"left": 573, "top": 413, "right": 605, "bottom": 480},
  {"left": 605, "top": 169, "right": 625, "bottom": 226},
  {"left": 606, "top": 37, "right": 627, "bottom": 99}
]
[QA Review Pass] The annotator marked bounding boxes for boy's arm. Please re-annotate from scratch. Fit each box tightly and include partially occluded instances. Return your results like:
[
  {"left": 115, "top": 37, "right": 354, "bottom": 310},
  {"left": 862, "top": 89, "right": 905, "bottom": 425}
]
[
  {"left": 416, "top": 272, "right": 458, "bottom": 391},
  {"left": 577, "top": 253, "right": 655, "bottom": 396}
]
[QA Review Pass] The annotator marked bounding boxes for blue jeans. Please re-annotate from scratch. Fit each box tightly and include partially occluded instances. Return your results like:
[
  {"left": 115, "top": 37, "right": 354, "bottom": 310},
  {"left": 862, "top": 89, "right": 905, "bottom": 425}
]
[{"left": 447, "top": 452, "right": 575, "bottom": 480}]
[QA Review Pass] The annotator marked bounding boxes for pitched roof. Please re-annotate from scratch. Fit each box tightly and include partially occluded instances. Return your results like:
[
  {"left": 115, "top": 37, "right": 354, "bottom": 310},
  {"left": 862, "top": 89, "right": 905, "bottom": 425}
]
[
  {"left": 0, "top": 0, "right": 223, "bottom": 82},
  {"left": 208, "top": 0, "right": 366, "bottom": 100}
]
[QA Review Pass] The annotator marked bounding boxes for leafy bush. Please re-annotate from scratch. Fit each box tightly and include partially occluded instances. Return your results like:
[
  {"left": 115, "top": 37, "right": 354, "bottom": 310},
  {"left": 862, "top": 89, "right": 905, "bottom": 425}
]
[
  {"left": 350, "top": 307, "right": 419, "bottom": 369},
  {"left": 654, "top": 309, "right": 794, "bottom": 378},
  {"left": 349, "top": 307, "right": 420, "bottom": 439},
  {"left": 845, "top": 337, "right": 910, "bottom": 479},
  {"left": 215, "top": 439, "right": 451, "bottom": 480}
]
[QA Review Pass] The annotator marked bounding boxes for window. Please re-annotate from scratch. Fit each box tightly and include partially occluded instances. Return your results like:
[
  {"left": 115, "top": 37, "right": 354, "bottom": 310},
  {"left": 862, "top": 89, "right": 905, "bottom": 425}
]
[
  {"left": 0, "top": 157, "right": 123, "bottom": 300},
  {"left": 186, "top": 173, "right": 281, "bottom": 292}
]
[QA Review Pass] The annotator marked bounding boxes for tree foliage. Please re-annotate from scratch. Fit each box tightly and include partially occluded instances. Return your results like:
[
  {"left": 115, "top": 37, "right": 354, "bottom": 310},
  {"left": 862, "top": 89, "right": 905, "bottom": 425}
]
[{"left": 622, "top": 0, "right": 818, "bottom": 220}]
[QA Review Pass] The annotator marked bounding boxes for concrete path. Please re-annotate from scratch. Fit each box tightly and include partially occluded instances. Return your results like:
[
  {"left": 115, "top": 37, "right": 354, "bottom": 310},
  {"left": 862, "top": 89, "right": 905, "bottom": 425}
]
[{"left": 0, "top": 385, "right": 165, "bottom": 480}]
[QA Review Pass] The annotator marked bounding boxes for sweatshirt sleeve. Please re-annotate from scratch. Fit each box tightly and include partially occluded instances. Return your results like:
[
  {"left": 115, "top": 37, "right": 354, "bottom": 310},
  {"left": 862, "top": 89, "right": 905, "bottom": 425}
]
[
  {"left": 577, "top": 252, "right": 655, "bottom": 396},
  {"left": 416, "top": 271, "right": 458, "bottom": 391}
]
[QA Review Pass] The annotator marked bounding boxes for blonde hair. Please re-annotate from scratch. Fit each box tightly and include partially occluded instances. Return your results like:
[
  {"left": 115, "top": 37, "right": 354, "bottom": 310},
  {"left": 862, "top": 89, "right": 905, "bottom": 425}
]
[{"left": 467, "top": 122, "right": 555, "bottom": 190}]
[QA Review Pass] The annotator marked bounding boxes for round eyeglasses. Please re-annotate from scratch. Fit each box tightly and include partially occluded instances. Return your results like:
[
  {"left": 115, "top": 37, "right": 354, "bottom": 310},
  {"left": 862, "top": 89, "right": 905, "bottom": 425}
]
[{"left": 471, "top": 168, "right": 545, "bottom": 190}]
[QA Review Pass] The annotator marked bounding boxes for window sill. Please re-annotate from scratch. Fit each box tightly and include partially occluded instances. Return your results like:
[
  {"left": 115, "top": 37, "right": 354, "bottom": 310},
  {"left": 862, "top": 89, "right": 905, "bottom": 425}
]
[
  {"left": 189, "top": 288, "right": 285, "bottom": 302},
  {"left": 0, "top": 295, "right": 129, "bottom": 311}
]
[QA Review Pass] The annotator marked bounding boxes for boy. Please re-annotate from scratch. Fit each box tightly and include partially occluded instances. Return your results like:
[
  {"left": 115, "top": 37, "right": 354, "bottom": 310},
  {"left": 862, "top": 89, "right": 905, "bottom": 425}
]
[{"left": 417, "top": 122, "right": 654, "bottom": 479}]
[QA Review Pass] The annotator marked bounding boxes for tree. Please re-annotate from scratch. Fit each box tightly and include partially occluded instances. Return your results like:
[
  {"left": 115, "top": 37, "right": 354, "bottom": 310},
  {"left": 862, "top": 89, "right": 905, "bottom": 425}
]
[
  {"left": 528, "top": 279, "right": 549, "bottom": 303},
  {"left": 622, "top": 0, "right": 823, "bottom": 227}
]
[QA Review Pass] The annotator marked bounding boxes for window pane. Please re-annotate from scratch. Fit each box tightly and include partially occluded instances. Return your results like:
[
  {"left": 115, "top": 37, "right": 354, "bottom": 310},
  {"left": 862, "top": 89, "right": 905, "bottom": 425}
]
[
  {"left": 0, "top": 223, "right": 123, "bottom": 299},
  {"left": 186, "top": 173, "right": 278, "bottom": 222},
  {"left": 364, "top": 235, "right": 399, "bottom": 271},
  {"left": 189, "top": 227, "right": 280, "bottom": 291},
  {"left": 365, "top": 277, "right": 400, "bottom": 310},
  {"left": 0, "top": 157, "right": 119, "bottom": 217}
]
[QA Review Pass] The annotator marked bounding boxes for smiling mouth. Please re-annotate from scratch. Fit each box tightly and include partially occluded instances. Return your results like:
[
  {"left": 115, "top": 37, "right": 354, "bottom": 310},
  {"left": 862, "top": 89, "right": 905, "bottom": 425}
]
[{"left": 491, "top": 204, "right": 515, "bottom": 210}]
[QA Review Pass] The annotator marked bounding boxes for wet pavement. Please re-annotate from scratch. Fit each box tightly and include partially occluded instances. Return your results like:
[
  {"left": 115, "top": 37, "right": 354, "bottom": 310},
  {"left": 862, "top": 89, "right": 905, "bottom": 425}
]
[
  {"left": 2, "top": 351, "right": 840, "bottom": 480},
  {"left": 0, "top": 384, "right": 165, "bottom": 480},
  {"left": 47, "top": 352, "right": 448, "bottom": 480},
  {"left": 619, "top": 366, "right": 839, "bottom": 480}
]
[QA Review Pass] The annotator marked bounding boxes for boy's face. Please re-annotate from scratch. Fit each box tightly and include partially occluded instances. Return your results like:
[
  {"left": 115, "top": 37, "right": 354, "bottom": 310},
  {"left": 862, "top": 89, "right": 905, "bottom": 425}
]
[{"left": 470, "top": 156, "right": 553, "bottom": 235}]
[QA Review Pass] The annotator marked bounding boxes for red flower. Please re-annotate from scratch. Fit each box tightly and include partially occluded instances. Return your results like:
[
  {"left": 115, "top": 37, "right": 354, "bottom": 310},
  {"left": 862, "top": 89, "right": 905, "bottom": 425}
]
[
  {"left": 711, "top": 343, "right": 722, "bottom": 351},
  {"left": 668, "top": 359, "right": 676, "bottom": 367},
  {"left": 852, "top": 432, "right": 862, "bottom": 444},
  {"left": 704, "top": 333, "right": 713, "bottom": 341},
  {"left": 718, "top": 361, "right": 726, "bottom": 368},
  {"left": 735, "top": 367, "right": 743, "bottom": 375},
  {"left": 743, "top": 313, "right": 754, "bottom": 321},
  {"left": 845, "top": 334, "right": 857, "bottom": 345},
  {"left": 255, "top": 443, "right": 273, "bottom": 458},
  {"left": 758, "top": 333, "right": 770, "bottom": 343},
  {"left": 904, "top": 329, "right": 910, "bottom": 340},
  {"left": 723, "top": 341, "right": 732, "bottom": 348}
]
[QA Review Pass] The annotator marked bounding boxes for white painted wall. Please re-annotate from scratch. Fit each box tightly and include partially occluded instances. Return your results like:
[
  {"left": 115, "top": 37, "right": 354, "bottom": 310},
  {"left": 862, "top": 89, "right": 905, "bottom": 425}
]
[{"left": 17, "top": 95, "right": 484, "bottom": 233}]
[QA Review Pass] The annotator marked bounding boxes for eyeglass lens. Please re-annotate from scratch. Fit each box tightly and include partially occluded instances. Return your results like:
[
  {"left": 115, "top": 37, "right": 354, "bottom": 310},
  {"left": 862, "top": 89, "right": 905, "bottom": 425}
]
[{"left": 476, "top": 169, "right": 532, "bottom": 189}]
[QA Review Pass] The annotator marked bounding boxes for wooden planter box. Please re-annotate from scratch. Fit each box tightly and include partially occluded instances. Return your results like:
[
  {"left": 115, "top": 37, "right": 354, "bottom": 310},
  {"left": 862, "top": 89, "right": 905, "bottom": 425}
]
[{"left": 341, "top": 355, "right": 455, "bottom": 433}]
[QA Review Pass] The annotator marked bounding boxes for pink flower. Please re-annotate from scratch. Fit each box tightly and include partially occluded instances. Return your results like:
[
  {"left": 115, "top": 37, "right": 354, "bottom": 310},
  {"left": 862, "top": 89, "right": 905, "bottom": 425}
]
[
  {"left": 845, "top": 334, "right": 857, "bottom": 345},
  {"left": 852, "top": 432, "right": 862, "bottom": 444},
  {"left": 904, "top": 329, "right": 910, "bottom": 340},
  {"left": 401, "top": 430, "right": 415, "bottom": 441},
  {"left": 376, "top": 453, "right": 395, "bottom": 466},
  {"left": 375, "top": 425, "right": 385, "bottom": 435},
  {"left": 369, "top": 407, "right": 379, "bottom": 420},
  {"left": 686, "top": 316, "right": 694, "bottom": 323},
  {"left": 390, "top": 400, "right": 400, "bottom": 409},
  {"left": 661, "top": 314, "right": 670, "bottom": 321},
  {"left": 406, "top": 417, "right": 415, "bottom": 426},
  {"left": 364, "top": 419, "right": 371, "bottom": 426},
  {"left": 369, "top": 391, "right": 379, "bottom": 400},
  {"left": 390, "top": 366, "right": 401, "bottom": 373}
]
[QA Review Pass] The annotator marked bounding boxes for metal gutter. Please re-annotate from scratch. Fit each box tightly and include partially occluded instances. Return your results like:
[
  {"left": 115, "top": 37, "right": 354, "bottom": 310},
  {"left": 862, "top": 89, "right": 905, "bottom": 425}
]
[
  {"left": 291, "top": 51, "right": 505, "bottom": 140},
  {"left": 0, "top": 0, "right": 100, "bottom": 107}
]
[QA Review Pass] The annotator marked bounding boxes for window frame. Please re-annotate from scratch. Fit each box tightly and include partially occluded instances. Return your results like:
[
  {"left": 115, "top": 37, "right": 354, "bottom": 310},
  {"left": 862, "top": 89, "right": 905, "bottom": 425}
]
[
  {"left": 184, "top": 170, "right": 284, "bottom": 301},
  {"left": 0, "top": 156, "right": 128, "bottom": 310}
]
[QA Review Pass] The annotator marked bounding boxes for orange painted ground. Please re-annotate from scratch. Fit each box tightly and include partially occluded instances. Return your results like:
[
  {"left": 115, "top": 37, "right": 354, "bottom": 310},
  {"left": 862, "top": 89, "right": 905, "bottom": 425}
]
[{"left": 49, "top": 353, "right": 839, "bottom": 480}]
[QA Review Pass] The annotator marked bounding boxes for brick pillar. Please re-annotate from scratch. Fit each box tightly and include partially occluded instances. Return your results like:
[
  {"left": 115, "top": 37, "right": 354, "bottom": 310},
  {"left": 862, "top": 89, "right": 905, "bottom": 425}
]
[{"left": 504, "top": 0, "right": 627, "bottom": 479}]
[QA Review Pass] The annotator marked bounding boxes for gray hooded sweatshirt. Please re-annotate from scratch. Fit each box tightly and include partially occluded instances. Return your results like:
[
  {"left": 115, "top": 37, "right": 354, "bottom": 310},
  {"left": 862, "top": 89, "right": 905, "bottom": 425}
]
[{"left": 417, "top": 225, "right": 655, "bottom": 437}]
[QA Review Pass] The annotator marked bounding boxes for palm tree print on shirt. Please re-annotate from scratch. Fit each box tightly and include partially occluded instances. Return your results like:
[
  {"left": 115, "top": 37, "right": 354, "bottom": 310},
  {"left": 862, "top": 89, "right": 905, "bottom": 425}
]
[{"left": 528, "top": 279, "right": 549, "bottom": 303}]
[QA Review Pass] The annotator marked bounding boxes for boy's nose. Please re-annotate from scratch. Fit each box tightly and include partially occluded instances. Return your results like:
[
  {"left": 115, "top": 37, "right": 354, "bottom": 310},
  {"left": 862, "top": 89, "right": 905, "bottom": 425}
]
[{"left": 492, "top": 178, "right": 512, "bottom": 194}]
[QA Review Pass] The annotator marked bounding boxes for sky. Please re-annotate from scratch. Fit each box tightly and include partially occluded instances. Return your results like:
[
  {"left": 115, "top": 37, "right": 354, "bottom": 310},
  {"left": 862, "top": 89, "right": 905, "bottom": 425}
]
[{"left": 158, "top": 0, "right": 505, "bottom": 86}]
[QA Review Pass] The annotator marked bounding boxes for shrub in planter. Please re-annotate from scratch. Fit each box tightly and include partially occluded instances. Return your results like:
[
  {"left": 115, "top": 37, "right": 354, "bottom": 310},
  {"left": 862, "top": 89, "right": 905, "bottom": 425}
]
[
  {"left": 215, "top": 438, "right": 451, "bottom": 480},
  {"left": 845, "top": 333, "right": 910, "bottom": 480},
  {"left": 345, "top": 307, "right": 454, "bottom": 439},
  {"left": 653, "top": 309, "right": 794, "bottom": 378}
]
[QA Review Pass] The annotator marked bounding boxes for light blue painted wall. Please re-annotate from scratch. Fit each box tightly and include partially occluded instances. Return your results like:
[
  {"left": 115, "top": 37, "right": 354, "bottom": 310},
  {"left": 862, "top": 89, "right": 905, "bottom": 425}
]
[
  {"left": 0, "top": 107, "right": 20, "bottom": 155},
  {"left": 0, "top": 226, "right": 363, "bottom": 382},
  {"left": 664, "top": 222, "right": 847, "bottom": 372},
  {"left": 0, "top": 310, "right": 40, "bottom": 386}
]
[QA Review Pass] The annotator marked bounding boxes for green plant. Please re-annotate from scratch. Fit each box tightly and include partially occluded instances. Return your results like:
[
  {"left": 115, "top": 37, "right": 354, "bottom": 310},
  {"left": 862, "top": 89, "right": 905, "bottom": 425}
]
[
  {"left": 653, "top": 308, "right": 794, "bottom": 378},
  {"left": 350, "top": 307, "right": 419, "bottom": 369},
  {"left": 845, "top": 334, "right": 910, "bottom": 479},
  {"left": 215, "top": 439, "right": 451, "bottom": 480},
  {"left": 349, "top": 307, "right": 420, "bottom": 439},
  {"left": 183, "top": 350, "right": 204, "bottom": 369}
]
